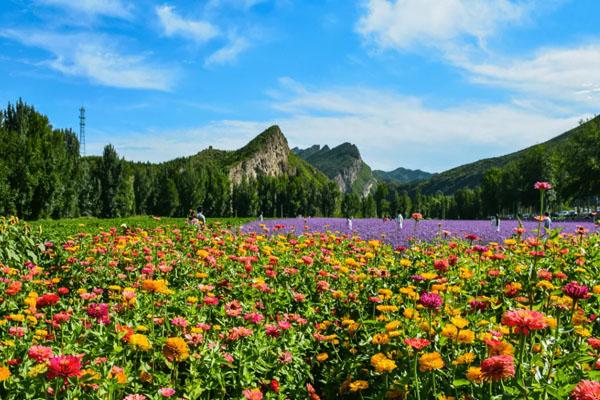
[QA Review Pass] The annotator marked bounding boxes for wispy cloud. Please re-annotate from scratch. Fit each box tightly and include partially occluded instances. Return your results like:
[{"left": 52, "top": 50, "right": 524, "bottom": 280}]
[
  {"left": 89, "top": 78, "right": 587, "bottom": 172},
  {"left": 87, "top": 120, "right": 268, "bottom": 162},
  {"left": 37, "top": 0, "right": 133, "bottom": 19},
  {"left": 205, "top": 35, "right": 250, "bottom": 67},
  {"left": 156, "top": 5, "right": 219, "bottom": 43},
  {"left": 268, "top": 78, "right": 584, "bottom": 171},
  {"left": 206, "top": 0, "right": 271, "bottom": 11},
  {"left": 1, "top": 29, "right": 176, "bottom": 91},
  {"left": 357, "top": 0, "right": 529, "bottom": 52},
  {"left": 458, "top": 44, "right": 600, "bottom": 109}
]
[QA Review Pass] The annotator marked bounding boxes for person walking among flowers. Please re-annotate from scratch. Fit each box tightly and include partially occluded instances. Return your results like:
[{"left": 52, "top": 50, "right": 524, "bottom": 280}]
[{"left": 396, "top": 212, "right": 404, "bottom": 229}]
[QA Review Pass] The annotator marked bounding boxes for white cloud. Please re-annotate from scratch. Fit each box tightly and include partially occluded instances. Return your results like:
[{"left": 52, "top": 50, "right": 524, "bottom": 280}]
[
  {"left": 87, "top": 120, "right": 268, "bottom": 162},
  {"left": 206, "top": 0, "right": 270, "bottom": 10},
  {"left": 459, "top": 44, "right": 600, "bottom": 109},
  {"left": 357, "top": 0, "right": 528, "bottom": 51},
  {"left": 268, "top": 79, "right": 584, "bottom": 171},
  {"left": 87, "top": 79, "right": 586, "bottom": 172},
  {"left": 1, "top": 30, "right": 175, "bottom": 91},
  {"left": 37, "top": 0, "right": 132, "bottom": 19},
  {"left": 156, "top": 5, "right": 219, "bottom": 43},
  {"left": 205, "top": 35, "right": 250, "bottom": 66}
]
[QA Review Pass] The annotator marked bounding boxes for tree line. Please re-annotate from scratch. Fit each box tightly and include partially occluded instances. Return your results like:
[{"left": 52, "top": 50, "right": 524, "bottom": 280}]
[{"left": 1, "top": 100, "right": 598, "bottom": 220}]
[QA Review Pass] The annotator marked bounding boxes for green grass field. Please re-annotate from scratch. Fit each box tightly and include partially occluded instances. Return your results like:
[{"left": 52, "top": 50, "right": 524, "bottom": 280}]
[{"left": 29, "top": 216, "right": 255, "bottom": 239}]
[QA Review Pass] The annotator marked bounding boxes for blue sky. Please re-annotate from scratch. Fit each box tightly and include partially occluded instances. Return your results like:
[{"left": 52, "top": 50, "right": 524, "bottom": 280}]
[{"left": 1, "top": 0, "right": 599, "bottom": 172}]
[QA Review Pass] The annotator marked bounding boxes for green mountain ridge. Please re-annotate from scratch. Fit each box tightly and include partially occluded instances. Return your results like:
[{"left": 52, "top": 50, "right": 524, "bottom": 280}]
[
  {"left": 411, "top": 115, "right": 600, "bottom": 195},
  {"left": 292, "top": 143, "right": 376, "bottom": 196},
  {"left": 373, "top": 167, "right": 432, "bottom": 184}
]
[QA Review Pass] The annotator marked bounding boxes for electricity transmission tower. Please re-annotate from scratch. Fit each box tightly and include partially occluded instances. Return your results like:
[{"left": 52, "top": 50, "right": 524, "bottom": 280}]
[{"left": 79, "top": 106, "right": 86, "bottom": 156}]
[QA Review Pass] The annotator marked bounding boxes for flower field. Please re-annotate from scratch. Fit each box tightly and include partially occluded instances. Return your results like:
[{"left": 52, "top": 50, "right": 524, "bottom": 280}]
[
  {"left": 242, "top": 218, "right": 598, "bottom": 247},
  {"left": 1, "top": 215, "right": 600, "bottom": 399}
]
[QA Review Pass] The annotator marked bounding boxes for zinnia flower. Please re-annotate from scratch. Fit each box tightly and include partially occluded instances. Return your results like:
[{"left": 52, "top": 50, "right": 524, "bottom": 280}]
[
  {"left": 570, "top": 380, "right": 600, "bottom": 400},
  {"left": 404, "top": 338, "right": 431, "bottom": 350},
  {"left": 480, "top": 355, "right": 515, "bottom": 382},
  {"left": 419, "top": 352, "right": 444, "bottom": 372},
  {"left": 419, "top": 292, "right": 443, "bottom": 310},
  {"left": 46, "top": 355, "right": 82, "bottom": 380},
  {"left": 242, "top": 388, "right": 263, "bottom": 400},
  {"left": 129, "top": 334, "right": 152, "bottom": 352},
  {"left": 86, "top": 303, "right": 110, "bottom": 324},
  {"left": 163, "top": 337, "right": 189, "bottom": 362},
  {"left": 349, "top": 380, "right": 369, "bottom": 392},
  {"left": 36, "top": 293, "right": 60, "bottom": 308},
  {"left": 501, "top": 309, "right": 547, "bottom": 335},
  {"left": 0, "top": 366, "right": 10, "bottom": 381},
  {"left": 158, "top": 388, "right": 176, "bottom": 397},
  {"left": 562, "top": 282, "right": 590, "bottom": 300},
  {"left": 534, "top": 181, "right": 552, "bottom": 190},
  {"left": 28, "top": 346, "right": 54, "bottom": 363}
]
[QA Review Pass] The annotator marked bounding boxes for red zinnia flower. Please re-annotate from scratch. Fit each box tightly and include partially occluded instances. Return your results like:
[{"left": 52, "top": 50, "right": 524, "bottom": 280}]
[
  {"left": 46, "top": 355, "right": 82, "bottom": 380},
  {"left": 501, "top": 309, "right": 547, "bottom": 335},
  {"left": 36, "top": 293, "right": 60, "bottom": 308},
  {"left": 434, "top": 259, "right": 449, "bottom": 272},
  {"left": 270, "top": 379, "right": 280, "bottom": 393},
  {"left": 480, "top": 355, "right": 515, "bottom": 382},
  {"left": 570, "top": 380, "right": 600, "bottom": 400}
]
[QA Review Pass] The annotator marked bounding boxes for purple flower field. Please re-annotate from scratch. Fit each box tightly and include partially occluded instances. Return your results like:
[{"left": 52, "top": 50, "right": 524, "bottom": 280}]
[{"left": 241, "top": 218, "right": 598, "bottom": 247}]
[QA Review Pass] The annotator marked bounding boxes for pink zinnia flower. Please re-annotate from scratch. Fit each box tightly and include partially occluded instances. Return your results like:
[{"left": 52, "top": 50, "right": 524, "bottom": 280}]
[
  {"left": 28, "top": 346, "right": 54, "bottom": 363},
  {"left": 279, "top": 351, "right": 293, "bottom": 364},
  {"left": 534, "top": 181, "right": 552, "bottom": 190},
  {"left": 501, "top": 309, "right": 547, "bottom": 335},
  {"left": 158, "top": 388, "right": 176, "bottom": 397},
  {"left": 46, "top": 355, "right": 82, "bottom": 380},
  {"left": 243, "top": 388, "right": 263, "bottom": 400},
  {"left": 570, "top": 380, "right": 600, "bottom": 400},
  {"left": 123, "top": 395, "right": 147, "bottom": 400},
  {"left": 480, "top": 355, "right": 515, "bottom": 381}
]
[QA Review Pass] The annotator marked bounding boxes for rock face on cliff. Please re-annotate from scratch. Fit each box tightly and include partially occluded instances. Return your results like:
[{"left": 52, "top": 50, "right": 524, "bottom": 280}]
[
  {"left": 292, "top": 143, "right": 376, "bottom": 197},
  {"left": 228, "top": 126, "right": 291, "bottom": 186}
]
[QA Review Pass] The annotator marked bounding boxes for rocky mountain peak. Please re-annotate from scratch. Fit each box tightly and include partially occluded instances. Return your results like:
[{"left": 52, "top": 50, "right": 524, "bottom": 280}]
[{"left": 228, "top": 125, "right": 291, "bottom": 186}]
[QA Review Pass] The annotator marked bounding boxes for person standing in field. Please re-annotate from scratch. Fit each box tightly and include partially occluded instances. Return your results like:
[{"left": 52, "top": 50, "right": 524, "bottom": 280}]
[
  {"left": 196, "top": 208, "right": 206, "bottom": 227},
  {"left": 543, "top": 212, "right": 552, "bottom": 232},
  {"left": 493, "top": 214, "right": 500, "bottom": 232},
  {"left": 347, "top": 217, "right": 353, "bottom": 231},
  {"left": 396, "top": 212, "right": 404, "bottom": 229}
]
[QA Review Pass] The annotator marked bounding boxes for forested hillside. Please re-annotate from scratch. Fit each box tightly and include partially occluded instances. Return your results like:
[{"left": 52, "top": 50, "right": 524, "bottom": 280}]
[
  {"left": 1, "top": 100, "right": 598, "bottom": 220},
  {"left": 0, "top": 100, "right": 338, "bottom": 219}
]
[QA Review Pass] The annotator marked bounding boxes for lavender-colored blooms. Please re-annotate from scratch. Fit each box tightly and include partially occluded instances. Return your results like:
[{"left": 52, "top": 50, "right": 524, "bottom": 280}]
[{"left": 241, "top": 218, "right": 598, "bottom": 247}]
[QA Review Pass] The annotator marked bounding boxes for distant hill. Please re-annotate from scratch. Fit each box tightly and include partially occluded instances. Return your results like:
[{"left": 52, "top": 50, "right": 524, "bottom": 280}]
[
  {"left": 413, "top": 115, "right": 600, "bottom": 194},
  {"left": 182, "top": 125, "right": 330, "bottom": 187},
  {"left": 373, "top": 167, "right": 432, "bottom": 185},
  {"left": 292, "top": 143, "right": 377, "bottom": 196}
]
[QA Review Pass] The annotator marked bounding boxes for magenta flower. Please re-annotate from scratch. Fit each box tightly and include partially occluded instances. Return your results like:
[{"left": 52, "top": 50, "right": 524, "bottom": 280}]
[
  {"left": 419, "top": 292, "right": 443, "bottom": 310},
  {"left": 562, "top": 281, "right": 590, "bottom": 300}
]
